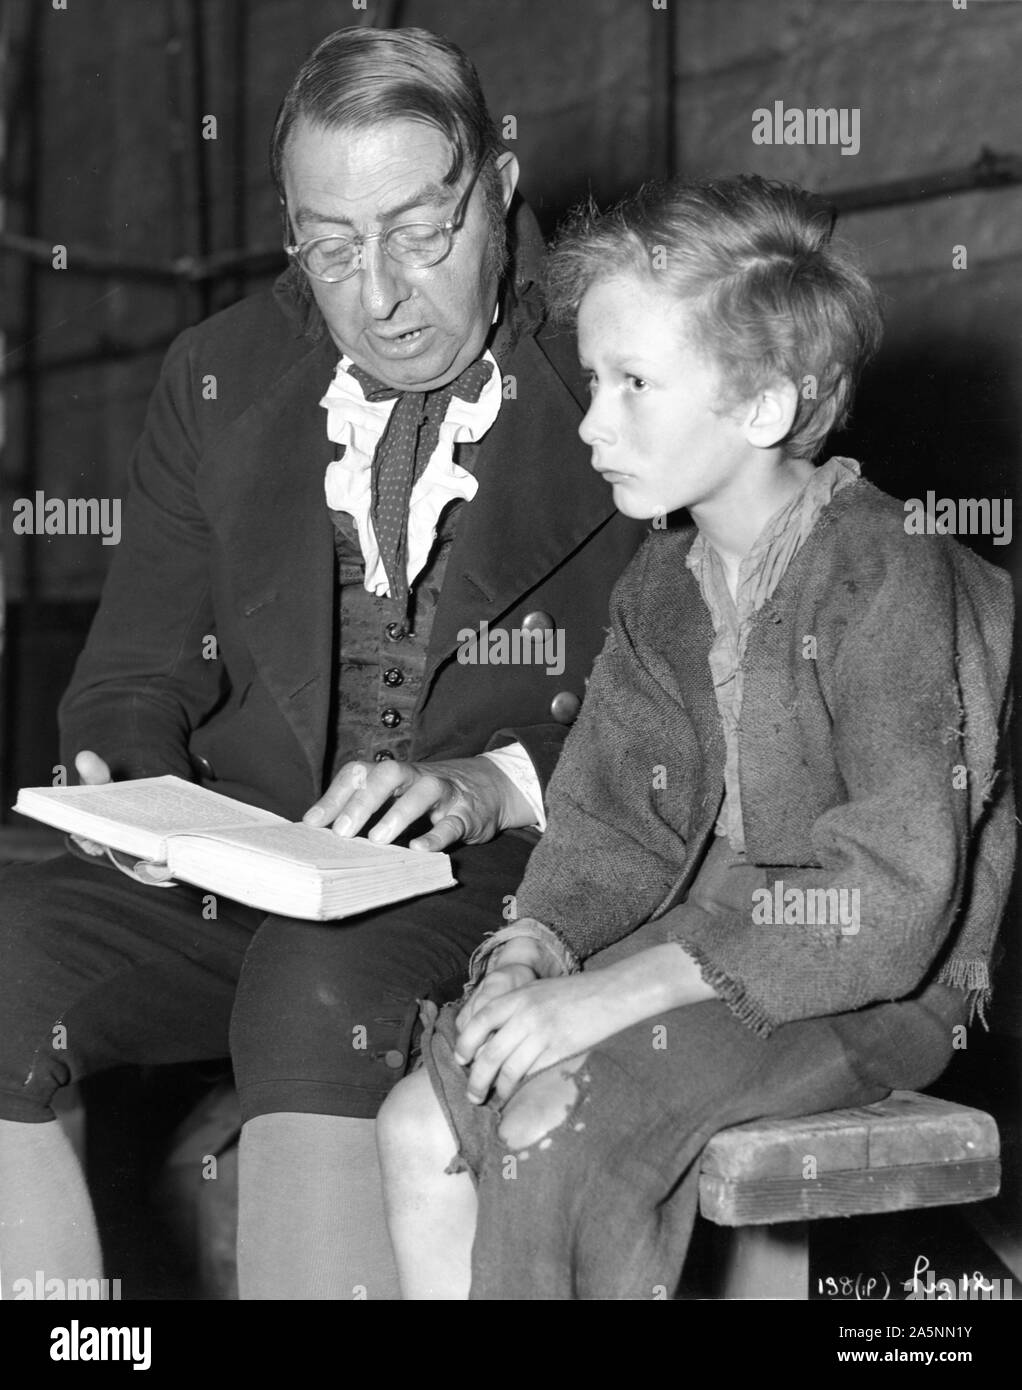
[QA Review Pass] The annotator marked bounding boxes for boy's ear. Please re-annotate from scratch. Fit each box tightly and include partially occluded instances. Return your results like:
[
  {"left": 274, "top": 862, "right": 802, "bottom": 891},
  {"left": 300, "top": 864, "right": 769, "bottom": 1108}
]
[
  {"left": 495, "top": 150, "right": 520, "bottom": 210},
  {"left": 742, "top": 378, "right": 799, "bottom": 450}
]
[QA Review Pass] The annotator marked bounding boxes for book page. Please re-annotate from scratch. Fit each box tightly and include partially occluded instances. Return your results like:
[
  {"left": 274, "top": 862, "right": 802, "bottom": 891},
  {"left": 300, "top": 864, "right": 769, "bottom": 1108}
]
[
  {"left": 169, "top": 821, "right": 430, "bottom": 870},
  {"left": 15, "top": 775, "right": 285, "bottom": 850}
]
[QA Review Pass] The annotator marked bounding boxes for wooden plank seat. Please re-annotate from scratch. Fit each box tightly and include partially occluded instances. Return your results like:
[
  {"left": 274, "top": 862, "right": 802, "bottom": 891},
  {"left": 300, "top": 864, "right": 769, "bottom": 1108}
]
[
  {"left": 697, "top": 1090, "right": 1001, "bottom": 1299},
  {"left": 153, "top": 1086, "right": 1000, "bottom": 1299}
]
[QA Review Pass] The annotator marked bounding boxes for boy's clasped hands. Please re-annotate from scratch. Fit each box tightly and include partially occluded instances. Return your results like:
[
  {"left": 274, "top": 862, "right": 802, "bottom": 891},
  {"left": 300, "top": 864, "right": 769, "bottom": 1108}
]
[
  {"left": 452, "top": 932, "right": 713, "bottom": 1105},
  {"left": 453, "top": 951, "right": 617, "bottom": 1103}
]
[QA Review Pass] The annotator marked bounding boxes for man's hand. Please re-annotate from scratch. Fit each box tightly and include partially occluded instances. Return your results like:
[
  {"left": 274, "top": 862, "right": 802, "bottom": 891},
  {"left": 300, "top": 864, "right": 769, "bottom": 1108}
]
[
  {"left": 71, "top": 750, "right": 113, "bottom": 855},
  {"left": 70, "top": 750, "right": 178, "bottom": 886},
  {"left": 302, "top": 755, "right": 535, "bottom": 851},
  {"left": 75, "top": 750, "right": 112, "bottom": 786}
]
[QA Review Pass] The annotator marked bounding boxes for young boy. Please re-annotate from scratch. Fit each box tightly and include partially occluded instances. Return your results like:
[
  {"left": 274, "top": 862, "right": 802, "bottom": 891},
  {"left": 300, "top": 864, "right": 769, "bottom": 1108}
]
[{"left": 376, "top": 175, "right": 1015, "bottom": 1300}]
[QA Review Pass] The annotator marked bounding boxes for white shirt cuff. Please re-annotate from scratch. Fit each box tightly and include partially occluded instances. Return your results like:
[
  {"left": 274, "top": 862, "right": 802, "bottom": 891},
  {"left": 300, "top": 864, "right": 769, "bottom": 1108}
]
[{"left": 481, "top": 743, "right": 547, "bottom": 832}]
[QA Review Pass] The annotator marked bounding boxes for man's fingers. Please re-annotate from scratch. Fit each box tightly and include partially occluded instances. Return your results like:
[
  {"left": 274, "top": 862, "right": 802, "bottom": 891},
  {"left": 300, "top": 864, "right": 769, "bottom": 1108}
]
[
  {"left": 408, "top": 810, "right": 470, "bottom": 852},
  {"left": 365, "top": 775, "right": 449, "bottom": 845},
  {"left": 71, "top": 835, "right": 106, "bottom": 857},
  {"left": 303, "top": 760, "right": 408, "bottom": 835},
  {"left": 303, "top": 759, "right": 484, "bottom": 846},
  {"left": 74, "top": 751, "right": 112, "bottom": 785}
]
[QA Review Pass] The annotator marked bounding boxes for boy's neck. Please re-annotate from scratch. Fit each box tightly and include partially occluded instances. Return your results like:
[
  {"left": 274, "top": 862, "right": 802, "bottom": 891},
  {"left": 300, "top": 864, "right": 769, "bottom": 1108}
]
[{"left": 692, "top": 452, "right": 816, "bottom": 596}]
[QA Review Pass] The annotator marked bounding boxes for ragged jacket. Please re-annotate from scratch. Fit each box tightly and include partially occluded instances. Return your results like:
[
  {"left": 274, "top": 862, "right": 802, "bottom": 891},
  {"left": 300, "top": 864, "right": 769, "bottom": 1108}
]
[{"left": 515, "top": 479, "right": 1015, "bottom": 1035}]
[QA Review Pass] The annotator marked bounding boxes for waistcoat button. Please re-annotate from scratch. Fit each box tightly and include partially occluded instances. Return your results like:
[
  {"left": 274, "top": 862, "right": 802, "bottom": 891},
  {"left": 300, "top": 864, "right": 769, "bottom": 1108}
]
[
  {"left": 385, "top": 621, "right": 407, "bottom": 641},
  {"left": 550, "top": 691, "right": 581, "bottom": 725},
  {"left": 522, "top": 610, "right": 555, "bottom": 632},
  {"left": 381, "top": 708, "right": 402, "bottom": 728},
  {"left": 383, "top": 667, "right": 403, "bottom": 687},
  {"left": 374, "top": 749, "right": 395, "bottom": 761}
]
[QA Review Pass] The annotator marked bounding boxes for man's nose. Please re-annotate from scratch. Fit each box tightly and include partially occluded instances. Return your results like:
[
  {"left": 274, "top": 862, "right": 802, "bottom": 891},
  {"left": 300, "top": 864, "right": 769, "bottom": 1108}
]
[{"left": 358, "top": 240, "right": 410, "bottom": 319}]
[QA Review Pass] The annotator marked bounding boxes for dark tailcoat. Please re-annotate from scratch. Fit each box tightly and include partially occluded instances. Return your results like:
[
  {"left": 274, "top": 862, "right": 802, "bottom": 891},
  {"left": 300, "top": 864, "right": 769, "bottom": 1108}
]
[{"left": 59, "top": 271, "right": 643, "bottom": 819}]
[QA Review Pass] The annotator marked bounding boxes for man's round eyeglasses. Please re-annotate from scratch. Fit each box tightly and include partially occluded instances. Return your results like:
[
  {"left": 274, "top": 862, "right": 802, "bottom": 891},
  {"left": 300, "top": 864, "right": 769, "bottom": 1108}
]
[{"left": 284, "top": 161, "right": 483, "bottom": 284}]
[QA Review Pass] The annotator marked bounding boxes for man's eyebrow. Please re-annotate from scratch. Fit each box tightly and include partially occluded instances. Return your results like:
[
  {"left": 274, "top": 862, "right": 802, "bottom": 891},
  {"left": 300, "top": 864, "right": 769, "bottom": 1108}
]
[{"left": 293, "top": 181, "right": 455, "bottom": 231}]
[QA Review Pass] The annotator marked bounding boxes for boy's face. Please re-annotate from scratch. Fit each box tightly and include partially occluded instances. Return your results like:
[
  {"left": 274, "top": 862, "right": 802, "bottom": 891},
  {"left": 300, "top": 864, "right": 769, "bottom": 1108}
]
[{"left": 577, "top": 275, "right": 751, "bottom": 523}]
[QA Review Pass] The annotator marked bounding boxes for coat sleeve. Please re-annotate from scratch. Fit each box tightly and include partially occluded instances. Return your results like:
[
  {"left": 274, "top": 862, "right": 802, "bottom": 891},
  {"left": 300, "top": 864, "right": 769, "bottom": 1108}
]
[
  {"left": 664, "top": 542, "right": 1015, "bottom": 1037},
  {"left": 485, "top": 724, "right": 571, "bottom": 793},
  {"left": 512, "top": 546, "right": 706, "bottom": 946},
  {"left": 59, "top": 328, "right": 224, "bottom": 782}
]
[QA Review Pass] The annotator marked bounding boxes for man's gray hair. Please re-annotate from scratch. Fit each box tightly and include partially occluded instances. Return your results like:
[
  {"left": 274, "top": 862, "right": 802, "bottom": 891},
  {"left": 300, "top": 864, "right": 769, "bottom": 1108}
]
[{"left": 270, "top": 26, "right": 504, "bottom": 196}]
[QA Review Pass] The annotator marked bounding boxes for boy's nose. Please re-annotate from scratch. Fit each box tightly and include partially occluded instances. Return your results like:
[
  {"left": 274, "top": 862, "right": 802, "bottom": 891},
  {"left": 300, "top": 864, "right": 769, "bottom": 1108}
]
[{"left": 579, "top": 400, "right": 613, "bottom": 447}]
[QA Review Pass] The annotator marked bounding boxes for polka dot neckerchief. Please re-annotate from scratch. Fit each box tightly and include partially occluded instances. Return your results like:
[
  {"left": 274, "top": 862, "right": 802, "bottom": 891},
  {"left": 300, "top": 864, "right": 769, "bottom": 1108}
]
[{"left": 347, "top": 358, "right": 495, "bottom": 604}]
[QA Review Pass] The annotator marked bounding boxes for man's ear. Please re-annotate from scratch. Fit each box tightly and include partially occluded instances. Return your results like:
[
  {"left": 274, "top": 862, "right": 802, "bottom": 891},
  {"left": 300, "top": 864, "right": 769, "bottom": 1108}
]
[
  {"left": 495, "top": 150, "right": 520, "bottom": 210},
  {"left": 743, "top": 378, "right": 799, "bottom": 450}
]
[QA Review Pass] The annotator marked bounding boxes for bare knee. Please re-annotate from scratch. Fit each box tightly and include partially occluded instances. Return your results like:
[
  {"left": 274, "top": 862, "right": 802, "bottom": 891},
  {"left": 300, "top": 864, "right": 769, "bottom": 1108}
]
[
  {"left": 377, "top": 1069, "right": 453, "bottom": 1179},
  {"left": 497, "top": 1058, "right": 588, "bottom": 1153}
]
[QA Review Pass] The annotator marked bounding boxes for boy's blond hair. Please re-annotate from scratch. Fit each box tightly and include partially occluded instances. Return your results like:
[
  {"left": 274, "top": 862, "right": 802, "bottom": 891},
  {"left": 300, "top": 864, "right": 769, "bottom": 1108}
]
[{"left": 546, "top": 175, "right": 882, "bottom": 460}]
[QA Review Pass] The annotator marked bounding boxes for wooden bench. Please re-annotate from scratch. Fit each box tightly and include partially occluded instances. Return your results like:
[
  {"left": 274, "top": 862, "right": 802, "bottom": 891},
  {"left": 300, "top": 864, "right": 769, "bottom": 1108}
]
[
  {"left": 152, "top": 1086, "right": 1002, "bottom": 1299},
  {"left": 698, "top": 1090, "right": 1001, "bottom": 1299}
]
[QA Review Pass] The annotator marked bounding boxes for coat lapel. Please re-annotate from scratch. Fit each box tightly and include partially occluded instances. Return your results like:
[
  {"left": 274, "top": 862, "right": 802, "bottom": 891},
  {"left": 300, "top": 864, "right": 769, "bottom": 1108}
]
[
  {"left": 424, "top": 330, "right": 616, "bottom": 685},
  {"left": 199, "top": 336, "right": 339, "bottom": 786}
]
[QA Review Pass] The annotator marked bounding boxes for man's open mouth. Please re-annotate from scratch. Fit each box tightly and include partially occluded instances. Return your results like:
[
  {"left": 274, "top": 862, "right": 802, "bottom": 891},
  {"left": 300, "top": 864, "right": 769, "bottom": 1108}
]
[
  {"left": 369, "top": 326, "right": 433, "bottom": 356},
  {"left": 376, "top": 327, "right": 426, "bottom": 342}
]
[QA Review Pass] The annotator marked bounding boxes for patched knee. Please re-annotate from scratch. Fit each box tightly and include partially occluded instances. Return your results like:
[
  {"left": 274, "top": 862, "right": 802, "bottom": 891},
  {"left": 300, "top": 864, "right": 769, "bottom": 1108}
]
[{"left": 498, "top": 1067, "right": 584, "bottom": 1153}]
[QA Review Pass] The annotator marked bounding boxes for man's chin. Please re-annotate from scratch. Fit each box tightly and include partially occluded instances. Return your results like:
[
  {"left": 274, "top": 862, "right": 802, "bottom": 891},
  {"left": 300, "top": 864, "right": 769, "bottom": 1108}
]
[
  {"left": 339, "top": 342, "right": 445, "bottom": 393},
  {"left": 334, "top": 319, "right": 495, "bottom": 392}
]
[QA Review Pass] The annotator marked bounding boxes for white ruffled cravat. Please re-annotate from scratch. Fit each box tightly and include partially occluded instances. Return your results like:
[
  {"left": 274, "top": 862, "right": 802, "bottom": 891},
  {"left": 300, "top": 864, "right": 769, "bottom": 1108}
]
[{"left": 320, "top": 352, "right": 502, "bottom": 597}]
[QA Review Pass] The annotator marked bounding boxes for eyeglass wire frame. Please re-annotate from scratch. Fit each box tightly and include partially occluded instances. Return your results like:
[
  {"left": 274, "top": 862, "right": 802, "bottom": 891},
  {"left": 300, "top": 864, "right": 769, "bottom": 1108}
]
[{"left": 283, "top": 159, "right": 484, "bottom": 283}]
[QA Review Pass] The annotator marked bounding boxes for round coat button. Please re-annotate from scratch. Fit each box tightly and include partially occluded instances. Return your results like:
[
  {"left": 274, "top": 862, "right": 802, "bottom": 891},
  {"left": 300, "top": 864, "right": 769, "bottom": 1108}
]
[
  {"left": 385, "top": 621, "right": 407, "bottom": 641},
  {"left": 191, "top": 753, "right": 215, "bottom": 778},
  {"left": 522, "top": 610, "right": 555, "bottom": 632},
  {"left": 374, "top": 750, "right": 395, "bottom": 761},
  {"left": 384, "top": 1049, "right": 405, "bottom": 1070},
  {"left": 550, "top": 691, "right": 581, "bottom": 725},
  {"left": 381, "top": 708, "right": 402, "bottom": 728},
  {"left": 383, "top": 667, "right": 403, "bottom": 687}
]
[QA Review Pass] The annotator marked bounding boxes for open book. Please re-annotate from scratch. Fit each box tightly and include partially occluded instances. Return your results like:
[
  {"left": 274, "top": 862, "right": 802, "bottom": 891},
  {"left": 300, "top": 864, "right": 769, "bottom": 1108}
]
[{"left": 14, "top": 775, "right": 455, "bottom": 920}]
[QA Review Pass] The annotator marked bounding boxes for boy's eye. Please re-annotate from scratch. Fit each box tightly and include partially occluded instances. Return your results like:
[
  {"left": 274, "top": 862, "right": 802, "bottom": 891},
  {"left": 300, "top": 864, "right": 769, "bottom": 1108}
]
[
  {"left": 581, "top": 371, "right": 597, "bottom": 394},
  {"left": 626, "top": 375, "right": 649, "bottom": 392}
]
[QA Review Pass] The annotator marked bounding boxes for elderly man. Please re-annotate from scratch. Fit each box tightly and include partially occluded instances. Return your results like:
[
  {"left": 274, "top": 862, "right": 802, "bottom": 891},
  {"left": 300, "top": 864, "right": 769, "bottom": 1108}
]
[{"left": 0, "top": 27, "right": 640, "bottom": 1299}]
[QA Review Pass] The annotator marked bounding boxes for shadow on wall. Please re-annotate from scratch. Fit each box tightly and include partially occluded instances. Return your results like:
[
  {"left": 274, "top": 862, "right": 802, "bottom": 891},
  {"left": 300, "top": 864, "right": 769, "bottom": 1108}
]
[{"left": 834, "top": 336, "right": 1020, "bottom": 573}]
